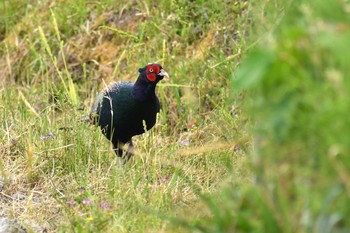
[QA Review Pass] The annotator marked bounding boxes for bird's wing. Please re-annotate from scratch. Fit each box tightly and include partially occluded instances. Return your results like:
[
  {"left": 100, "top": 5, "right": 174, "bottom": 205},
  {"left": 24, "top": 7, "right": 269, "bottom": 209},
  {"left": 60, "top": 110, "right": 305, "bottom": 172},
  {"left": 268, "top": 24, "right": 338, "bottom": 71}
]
[
  {"left": 89, "top": 82, "right": 130, "bottom": 124},
  {"left": 89, "top": 90, "right": 104, "bottom": 124}
]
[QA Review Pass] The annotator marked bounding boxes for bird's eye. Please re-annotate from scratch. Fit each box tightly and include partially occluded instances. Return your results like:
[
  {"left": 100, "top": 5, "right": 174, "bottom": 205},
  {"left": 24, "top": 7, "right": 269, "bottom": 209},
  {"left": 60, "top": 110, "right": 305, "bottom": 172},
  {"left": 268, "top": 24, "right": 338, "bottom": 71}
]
[{"left": 149, "top": 68, "right": 154, "bottom": 72}]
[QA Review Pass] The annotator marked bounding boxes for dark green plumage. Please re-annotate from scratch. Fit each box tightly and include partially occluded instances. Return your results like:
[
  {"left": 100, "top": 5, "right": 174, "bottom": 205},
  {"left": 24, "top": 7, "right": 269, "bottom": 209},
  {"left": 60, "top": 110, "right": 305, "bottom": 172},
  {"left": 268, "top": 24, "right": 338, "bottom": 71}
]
[{"left": 90, "top": 63, "right": 168, "bottom": 164}]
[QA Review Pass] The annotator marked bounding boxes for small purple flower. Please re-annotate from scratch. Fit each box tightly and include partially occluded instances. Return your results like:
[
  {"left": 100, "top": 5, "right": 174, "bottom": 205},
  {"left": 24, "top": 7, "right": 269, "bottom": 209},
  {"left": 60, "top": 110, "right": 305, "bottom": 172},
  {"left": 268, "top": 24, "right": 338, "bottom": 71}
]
[
  {"left": 82, "top": 199, "right": 91, "bottom": 205},
  {"left": 78, "top": 186, "right": 86, "bottom": 191},
  {"left": 180, "top": 140, "right": 190, "bottom": 146},
  {"left": 158, "top": 177, "right": 169, "bottom": 183},
  {"left": 67, "top": 201, "right": 75, "bottom": 207},
  {"left": 40, "top": 132, "right": 56, "bottom": 141},
  {"left": 99, "top": 201, "right": 109, "bottom": 210}
]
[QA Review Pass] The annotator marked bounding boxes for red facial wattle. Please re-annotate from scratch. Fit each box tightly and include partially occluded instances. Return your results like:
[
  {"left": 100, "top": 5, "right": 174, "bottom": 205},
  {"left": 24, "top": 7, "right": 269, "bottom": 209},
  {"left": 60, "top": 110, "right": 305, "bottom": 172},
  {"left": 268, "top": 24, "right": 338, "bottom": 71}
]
[
  {"left": 146, "top": 65, "right": 160, "bottom": 82},
  {"left": 146, "top": 73, "right": 156, "bottom": 82}
]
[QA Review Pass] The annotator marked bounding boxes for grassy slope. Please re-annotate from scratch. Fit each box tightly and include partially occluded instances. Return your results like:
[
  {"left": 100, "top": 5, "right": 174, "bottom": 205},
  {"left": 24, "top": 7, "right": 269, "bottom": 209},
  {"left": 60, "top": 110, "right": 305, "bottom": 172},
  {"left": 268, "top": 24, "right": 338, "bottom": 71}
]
[{"left": 0, "top": 0, "right": 249, "bottom": 232}]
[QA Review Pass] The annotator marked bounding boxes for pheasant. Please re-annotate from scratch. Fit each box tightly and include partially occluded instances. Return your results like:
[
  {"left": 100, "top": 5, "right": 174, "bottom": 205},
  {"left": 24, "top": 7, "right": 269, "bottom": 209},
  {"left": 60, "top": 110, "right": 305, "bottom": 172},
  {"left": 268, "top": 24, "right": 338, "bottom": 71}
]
[{"left": 90, "top": 63, "right": 168, "bottom": 166}]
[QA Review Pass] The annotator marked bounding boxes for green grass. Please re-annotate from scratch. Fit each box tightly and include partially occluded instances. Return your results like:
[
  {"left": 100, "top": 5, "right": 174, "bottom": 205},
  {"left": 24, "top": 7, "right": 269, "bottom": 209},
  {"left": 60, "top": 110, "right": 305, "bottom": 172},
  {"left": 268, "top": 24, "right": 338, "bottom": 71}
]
[
  {"left": 1, "top": 0, "right": 349, "bottom": 232},
  {"left": 0, "top": 0, "right": 248, "bottom": 232}
]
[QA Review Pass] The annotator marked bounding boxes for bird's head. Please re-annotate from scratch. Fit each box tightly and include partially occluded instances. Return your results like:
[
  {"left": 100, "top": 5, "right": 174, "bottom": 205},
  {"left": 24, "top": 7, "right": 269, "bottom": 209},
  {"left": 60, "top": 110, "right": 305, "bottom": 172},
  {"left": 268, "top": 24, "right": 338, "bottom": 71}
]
[
  {"left": 133, "top": 63, "right": 169, "bottom": 101},
  {"left": 138, "top": 63, "right": 169, "bottom": 84}
]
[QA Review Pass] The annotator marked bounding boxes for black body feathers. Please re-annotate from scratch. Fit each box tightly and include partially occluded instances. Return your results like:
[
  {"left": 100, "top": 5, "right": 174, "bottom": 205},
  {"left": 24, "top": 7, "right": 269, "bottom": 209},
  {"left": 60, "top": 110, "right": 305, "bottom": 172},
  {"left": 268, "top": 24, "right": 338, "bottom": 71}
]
[{"left": 90, "top": 63, "right": 168, "bottom": 163}]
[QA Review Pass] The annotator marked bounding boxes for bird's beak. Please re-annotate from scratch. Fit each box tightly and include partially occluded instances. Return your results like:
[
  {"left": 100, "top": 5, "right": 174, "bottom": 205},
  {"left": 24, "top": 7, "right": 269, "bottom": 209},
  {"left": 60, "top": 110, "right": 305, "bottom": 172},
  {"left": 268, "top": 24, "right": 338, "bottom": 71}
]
[{"left": 158, "top": 69, "right": 169, "bottom": 80}]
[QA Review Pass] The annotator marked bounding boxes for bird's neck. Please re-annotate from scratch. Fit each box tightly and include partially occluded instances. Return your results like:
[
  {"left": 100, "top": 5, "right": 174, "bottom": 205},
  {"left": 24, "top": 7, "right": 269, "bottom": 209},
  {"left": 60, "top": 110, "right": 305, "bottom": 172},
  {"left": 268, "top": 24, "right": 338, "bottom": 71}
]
[{"left": 132, "top": 78, "right": 156, "bottom": 101}]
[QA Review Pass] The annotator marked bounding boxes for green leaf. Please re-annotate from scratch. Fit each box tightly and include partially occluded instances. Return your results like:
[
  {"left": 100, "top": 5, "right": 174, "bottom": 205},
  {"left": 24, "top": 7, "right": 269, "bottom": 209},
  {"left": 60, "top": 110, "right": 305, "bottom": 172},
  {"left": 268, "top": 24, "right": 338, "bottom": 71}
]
[{"left": 232, "top": 49, "right": 275, "bottom": 94}]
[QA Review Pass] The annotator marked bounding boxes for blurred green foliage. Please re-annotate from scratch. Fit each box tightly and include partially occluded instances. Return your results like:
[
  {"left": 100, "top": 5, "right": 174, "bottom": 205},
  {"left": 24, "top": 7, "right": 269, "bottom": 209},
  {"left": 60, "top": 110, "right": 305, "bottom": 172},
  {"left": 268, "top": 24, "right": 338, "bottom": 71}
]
[{"left": 231, "top": 0, "right": 350, "bottom": 232}]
